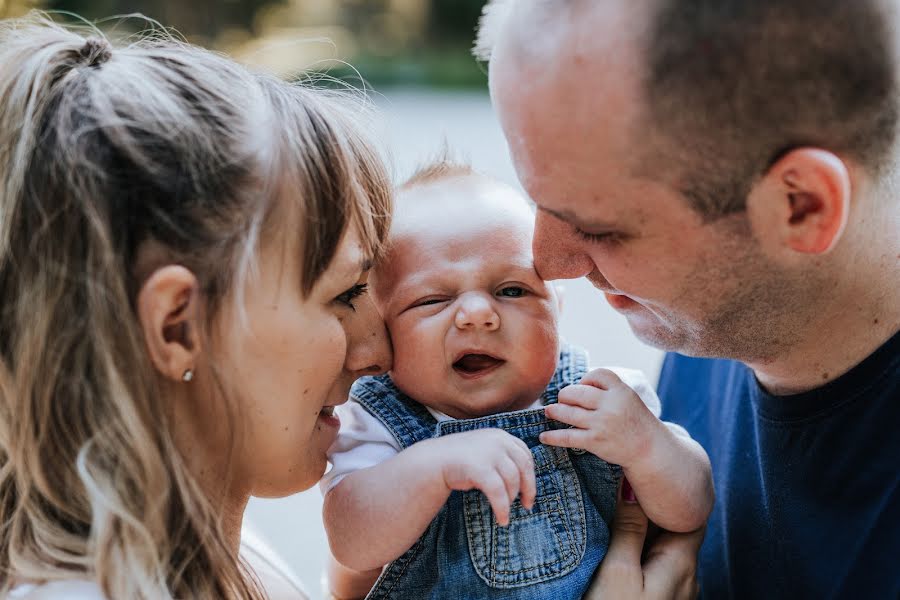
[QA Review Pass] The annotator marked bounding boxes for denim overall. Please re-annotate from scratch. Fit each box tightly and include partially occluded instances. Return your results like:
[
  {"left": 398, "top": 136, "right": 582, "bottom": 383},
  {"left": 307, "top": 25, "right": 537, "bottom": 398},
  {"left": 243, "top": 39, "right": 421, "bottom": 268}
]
[{"left": 352, "top": 344, "right": 621, "bottom": 600}]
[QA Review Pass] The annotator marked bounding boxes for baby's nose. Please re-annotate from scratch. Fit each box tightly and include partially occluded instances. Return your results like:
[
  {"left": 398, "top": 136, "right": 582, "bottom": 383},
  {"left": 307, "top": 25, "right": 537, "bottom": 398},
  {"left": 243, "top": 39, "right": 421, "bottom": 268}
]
[{"left": 454, "top": 293, "right": 500, "bottom": 331}]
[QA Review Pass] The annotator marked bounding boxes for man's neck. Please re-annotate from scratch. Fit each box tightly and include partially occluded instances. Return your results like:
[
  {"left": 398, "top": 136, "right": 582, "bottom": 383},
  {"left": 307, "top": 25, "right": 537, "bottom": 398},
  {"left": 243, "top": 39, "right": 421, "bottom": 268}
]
[{"left": 749, "top": 281, "right": 899, "bottom": 396}]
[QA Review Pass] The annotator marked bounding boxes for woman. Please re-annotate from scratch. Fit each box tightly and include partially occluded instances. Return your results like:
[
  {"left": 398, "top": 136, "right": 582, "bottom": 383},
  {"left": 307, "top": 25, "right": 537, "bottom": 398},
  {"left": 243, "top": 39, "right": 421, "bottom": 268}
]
[{"left": 0, "top": 13, "right": 391, "bottom": 598}]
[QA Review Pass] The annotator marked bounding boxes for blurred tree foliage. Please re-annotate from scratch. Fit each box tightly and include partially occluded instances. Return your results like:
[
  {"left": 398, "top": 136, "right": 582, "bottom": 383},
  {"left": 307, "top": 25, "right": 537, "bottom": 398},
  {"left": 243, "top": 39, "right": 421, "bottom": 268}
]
[
  {"left": 427, "top": 0, "right": 484, "bottom": 42},
  {"left": 2, "top": 0, "right": 489, "bottom": 88},
  {"left": 40, "top": 0, "right": 284, "bottom": 40}
]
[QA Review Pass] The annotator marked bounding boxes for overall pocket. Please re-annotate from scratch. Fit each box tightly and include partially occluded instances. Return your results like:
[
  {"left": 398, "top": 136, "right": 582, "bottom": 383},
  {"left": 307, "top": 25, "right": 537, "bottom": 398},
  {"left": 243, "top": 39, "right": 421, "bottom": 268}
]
[{"left": 463, "top": 443, "right": 587, "bottom": 589}]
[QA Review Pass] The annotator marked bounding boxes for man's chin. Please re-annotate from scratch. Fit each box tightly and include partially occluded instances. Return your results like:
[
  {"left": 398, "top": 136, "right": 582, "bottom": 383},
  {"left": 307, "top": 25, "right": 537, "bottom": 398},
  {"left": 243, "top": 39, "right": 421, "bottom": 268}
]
[{"left": 624, "top": 314, "right": 690, "bottom": 353}]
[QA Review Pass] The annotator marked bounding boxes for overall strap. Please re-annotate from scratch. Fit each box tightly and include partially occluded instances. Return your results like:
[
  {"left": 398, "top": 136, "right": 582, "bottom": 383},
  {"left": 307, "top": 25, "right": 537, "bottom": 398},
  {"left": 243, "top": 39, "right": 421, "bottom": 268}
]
[
  {"left": 541, "top": 342, "right": 590, "bottom": 406},
  {"left": 350, "top": 374, "right": 437, "bottom": 449}
]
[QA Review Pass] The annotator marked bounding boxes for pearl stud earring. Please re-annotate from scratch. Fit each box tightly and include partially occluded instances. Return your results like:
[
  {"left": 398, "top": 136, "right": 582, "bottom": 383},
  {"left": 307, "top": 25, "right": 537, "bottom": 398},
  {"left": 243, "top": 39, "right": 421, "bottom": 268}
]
[{"left": 182, "top": 369, "right": 194, "bottom": 382}]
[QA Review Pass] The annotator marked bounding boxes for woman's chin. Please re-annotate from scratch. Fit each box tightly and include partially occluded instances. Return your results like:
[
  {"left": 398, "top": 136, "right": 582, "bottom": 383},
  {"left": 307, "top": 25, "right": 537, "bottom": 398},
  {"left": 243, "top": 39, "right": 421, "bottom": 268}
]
[{"left": 251, "top": 460, "right": 326, "bottom": 498}]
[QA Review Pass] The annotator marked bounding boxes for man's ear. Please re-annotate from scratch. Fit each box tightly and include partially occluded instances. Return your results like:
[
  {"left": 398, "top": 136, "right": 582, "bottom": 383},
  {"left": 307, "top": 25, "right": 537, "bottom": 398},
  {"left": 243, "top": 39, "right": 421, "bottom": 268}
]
[
  {"left": 747, "top": 148, "right": 850, "bottom": 254},
  {"left": 137, "top": 265, "right": 203, "bottom": 382}
]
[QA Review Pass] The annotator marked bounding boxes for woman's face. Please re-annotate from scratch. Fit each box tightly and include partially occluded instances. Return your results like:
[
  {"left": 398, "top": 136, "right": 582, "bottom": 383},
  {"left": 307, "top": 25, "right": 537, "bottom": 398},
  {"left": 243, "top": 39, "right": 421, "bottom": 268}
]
[{"left": 215, "top": 223, "right": 392, "bottom": 497}]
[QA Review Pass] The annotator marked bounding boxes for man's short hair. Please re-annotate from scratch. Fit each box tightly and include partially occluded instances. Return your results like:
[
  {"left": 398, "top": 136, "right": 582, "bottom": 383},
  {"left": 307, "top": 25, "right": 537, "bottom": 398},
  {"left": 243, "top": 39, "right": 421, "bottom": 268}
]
[{"left": 477, "top": 0, "right": 900, "bottom": 218}]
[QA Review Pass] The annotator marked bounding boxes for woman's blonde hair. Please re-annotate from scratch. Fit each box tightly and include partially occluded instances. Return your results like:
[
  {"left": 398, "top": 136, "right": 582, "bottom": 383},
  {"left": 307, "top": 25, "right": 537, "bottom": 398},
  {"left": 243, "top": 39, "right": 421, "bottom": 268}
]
[{"left": 0, "top": 12, "right": 391, "bottom": 598}]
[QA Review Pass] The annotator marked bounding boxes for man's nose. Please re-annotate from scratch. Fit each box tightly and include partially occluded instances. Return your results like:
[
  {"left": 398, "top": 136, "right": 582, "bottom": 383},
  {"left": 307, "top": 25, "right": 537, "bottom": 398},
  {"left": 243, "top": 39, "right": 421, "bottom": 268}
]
[
  {"left": 344, "top": 294, "right": 393, "bottom": 377},
  {"left": 454, "top": 293, "right": 500, "bottom": 331},
  {"left": 533, "top": 210, "right": 595, "bottom": 280}
]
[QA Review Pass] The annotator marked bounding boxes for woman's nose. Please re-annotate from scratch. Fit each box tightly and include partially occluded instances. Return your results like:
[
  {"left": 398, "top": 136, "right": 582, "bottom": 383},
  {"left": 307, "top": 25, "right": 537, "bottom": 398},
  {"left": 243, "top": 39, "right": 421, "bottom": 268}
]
[
  {"left": 344, "top": 294, "right": 393, "bottom": 376},
  {"left": 454, "top": 293, "right": 500, "bottom": 331}
]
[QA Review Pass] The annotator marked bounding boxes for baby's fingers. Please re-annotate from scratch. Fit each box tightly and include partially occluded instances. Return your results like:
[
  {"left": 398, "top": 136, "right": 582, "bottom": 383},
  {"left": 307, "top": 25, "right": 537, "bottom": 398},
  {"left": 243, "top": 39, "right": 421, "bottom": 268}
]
[
  {"left": 558, "top": 384, "right": 603, "bottom": 410},
  {"left": 545, "top": 402, "right": 594, "bottom": 429},
  {"left": 480, "top": 472, "right": 512, "bottom": 526},
  {"left": 580, "top": 368, "right": 624, "bottom": 390},
  {"left": 496, "top": 457, "right": 522, "bottom": 512},
  {"left": 510, "top": 444, "right": 537, "bottom": 511},
  {"left": 539, "top": 427, "right": 590, "bottom": 450}
]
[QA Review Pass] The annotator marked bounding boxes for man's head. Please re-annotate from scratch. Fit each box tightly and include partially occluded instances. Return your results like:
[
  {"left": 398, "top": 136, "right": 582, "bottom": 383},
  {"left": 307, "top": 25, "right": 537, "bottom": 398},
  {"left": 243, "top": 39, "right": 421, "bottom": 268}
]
[
  {"left": 481, "top": 0, "right": 899, "bottom": 362},
  {"left": 371, "top": 162, "right": 561, "bottom": 419}
]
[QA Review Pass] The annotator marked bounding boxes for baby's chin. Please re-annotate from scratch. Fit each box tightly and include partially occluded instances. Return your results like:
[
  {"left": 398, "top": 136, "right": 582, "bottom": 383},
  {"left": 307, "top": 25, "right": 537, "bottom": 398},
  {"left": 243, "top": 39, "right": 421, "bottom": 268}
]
[{"left": 422, "top": 391, "right": 543, "bottom": 421}]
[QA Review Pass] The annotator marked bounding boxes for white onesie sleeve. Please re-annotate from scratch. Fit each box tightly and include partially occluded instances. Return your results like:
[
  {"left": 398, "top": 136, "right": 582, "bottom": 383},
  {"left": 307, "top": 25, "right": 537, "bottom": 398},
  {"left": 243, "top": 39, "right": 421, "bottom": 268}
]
[{"left": 319, "top": 400, "right": 402, "bottom": 495}]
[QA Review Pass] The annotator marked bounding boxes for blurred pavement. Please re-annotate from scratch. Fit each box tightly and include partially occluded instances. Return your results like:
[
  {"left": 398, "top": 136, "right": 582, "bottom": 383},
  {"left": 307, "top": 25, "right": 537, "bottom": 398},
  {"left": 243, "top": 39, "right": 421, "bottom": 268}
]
[{"left": 244, "top": 88, "right": 664, "bottom": 598}]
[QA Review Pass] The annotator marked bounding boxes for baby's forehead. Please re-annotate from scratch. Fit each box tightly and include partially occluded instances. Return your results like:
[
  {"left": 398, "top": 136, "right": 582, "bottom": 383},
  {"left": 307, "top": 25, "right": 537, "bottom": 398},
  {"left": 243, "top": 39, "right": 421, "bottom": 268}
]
[
  {"left": 394, "top": 174, "right": 534, "bottom": 232},
  {"left": 373, "top": 178, "right": 537, "bottom": 288}
]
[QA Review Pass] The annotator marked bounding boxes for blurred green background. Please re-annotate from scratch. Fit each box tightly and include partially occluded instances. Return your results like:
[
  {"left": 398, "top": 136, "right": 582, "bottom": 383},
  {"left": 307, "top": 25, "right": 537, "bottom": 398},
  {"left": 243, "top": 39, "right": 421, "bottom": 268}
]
[{"left": 0, "top": 0, "right": 490, "bottom": 88}]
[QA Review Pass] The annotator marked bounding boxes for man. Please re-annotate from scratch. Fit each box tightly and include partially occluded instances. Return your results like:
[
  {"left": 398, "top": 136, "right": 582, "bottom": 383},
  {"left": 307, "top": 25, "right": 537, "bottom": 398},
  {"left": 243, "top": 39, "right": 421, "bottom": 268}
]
[{"left": 478, "top": 0, "right": 900, "bottom": 598}]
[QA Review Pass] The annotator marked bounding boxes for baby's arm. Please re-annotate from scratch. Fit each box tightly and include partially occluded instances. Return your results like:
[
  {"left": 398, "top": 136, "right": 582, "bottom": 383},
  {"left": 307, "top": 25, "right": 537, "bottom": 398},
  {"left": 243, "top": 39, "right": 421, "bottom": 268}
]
[
  {"left": 541, "top": 368, "right": 714, "bottom": 533},
  {"left": 323, "top": 428, "right": 536, "bottom": 572}
]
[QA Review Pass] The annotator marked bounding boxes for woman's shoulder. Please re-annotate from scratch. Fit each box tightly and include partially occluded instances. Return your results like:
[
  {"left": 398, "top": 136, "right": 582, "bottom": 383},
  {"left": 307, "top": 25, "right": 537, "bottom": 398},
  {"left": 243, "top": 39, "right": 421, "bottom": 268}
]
[
  {"left": 241, "top": 523, "right": 310, "bottom": 600},
  {"left": 9, "top": 581, "right": 106, "bottom": 600}
]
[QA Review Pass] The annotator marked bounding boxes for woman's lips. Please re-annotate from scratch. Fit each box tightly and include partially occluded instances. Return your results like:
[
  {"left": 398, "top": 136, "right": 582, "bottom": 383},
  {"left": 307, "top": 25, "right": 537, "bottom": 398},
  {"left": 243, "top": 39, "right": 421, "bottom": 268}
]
[
  {"left": 452, "top": 353, "right": 506, "bottom": 379},
  {"left": 317, "top": 405, "right": 341, "bottom": 430}
]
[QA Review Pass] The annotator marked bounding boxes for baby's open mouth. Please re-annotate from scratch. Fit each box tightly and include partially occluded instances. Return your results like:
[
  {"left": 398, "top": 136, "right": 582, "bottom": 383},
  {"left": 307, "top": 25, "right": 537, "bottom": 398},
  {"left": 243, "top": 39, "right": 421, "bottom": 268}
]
[{"left": 452, "top": 353, "right": 505, "bottom": 376}]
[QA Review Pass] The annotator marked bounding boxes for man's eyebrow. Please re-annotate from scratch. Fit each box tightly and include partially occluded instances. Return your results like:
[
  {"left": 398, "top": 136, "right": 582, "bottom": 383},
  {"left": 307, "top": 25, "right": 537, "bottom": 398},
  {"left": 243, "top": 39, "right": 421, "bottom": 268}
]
[{"left": 538, "top": 205, "right": 618, "bottom": 230}]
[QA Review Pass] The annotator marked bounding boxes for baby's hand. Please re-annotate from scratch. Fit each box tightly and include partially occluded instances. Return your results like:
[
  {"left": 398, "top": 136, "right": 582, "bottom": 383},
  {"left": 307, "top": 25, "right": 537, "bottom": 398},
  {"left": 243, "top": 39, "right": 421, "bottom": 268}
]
[
  {"left": 429, "top": 429, "right": 536, "bottom": 526},
  {"left": 540, "top": 368, "right": 663, "bottom": 468}
]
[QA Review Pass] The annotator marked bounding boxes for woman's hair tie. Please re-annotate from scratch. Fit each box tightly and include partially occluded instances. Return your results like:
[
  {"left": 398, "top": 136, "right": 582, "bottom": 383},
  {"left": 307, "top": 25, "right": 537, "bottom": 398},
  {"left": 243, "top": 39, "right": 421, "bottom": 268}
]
[{"left": 78, "top": 37, "right": 112, "bottom": 67}]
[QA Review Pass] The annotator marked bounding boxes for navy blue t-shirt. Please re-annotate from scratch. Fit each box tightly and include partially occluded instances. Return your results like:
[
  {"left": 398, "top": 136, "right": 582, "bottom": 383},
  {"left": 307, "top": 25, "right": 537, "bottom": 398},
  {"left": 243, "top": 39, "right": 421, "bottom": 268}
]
[{"left": 658, "top": 331, "right": 899, "bottom": 600}]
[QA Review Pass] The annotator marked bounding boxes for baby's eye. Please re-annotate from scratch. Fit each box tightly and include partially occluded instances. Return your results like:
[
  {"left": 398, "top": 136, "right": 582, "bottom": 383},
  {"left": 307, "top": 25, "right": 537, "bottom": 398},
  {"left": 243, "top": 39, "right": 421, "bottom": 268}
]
[
  {"left": 497, "top": 286, "right": 527, "bottom": 298},
  {"left": 415, "top": 297, "right": 448, "bottom": 307}
]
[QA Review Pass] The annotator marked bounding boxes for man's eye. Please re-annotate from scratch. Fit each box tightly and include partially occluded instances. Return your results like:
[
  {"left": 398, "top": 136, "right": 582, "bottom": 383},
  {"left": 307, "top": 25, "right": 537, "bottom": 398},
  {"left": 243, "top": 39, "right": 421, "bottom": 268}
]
[
  {"left": 498, "top": 286, "right": 526, "bottom": 298},
  {"left": 335, "top": 283, "right": 368, "bottom": 311},
  {"left": 574, "top": 227, "right": 620, "bottom": 244}
]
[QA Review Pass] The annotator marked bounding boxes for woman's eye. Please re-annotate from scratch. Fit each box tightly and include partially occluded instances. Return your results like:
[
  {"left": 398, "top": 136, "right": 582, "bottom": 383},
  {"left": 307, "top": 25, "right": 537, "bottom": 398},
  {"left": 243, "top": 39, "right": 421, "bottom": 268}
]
[
  {"left": 335, "top": 283, "right": 368, "bottom": 311},
  {"left": 498, "top": 286, "right": 526, "bottom": 298}
]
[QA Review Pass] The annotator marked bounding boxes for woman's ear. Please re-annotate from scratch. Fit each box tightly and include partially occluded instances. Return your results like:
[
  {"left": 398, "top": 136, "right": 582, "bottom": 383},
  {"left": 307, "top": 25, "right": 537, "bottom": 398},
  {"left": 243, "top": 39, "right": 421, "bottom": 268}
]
[
  {"left": 747, "top": 148, "right": 851, "bottom": 255},
  {"left": 137, "top": 265, "right": 203, "bottom": 382}
]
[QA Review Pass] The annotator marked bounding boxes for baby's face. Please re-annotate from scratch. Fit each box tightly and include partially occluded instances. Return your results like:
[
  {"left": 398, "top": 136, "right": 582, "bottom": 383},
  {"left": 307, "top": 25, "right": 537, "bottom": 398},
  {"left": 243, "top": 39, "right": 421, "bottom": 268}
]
[{"left": 372, "top": 175, "right": 560, "bottom": 420}]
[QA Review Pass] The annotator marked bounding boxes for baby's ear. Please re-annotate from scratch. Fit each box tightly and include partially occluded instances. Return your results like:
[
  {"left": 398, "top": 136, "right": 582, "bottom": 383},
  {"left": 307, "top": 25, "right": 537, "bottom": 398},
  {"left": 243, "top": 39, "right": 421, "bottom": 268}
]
[{"left": 552, "top": 283, "right": 565, "bottom": 315}]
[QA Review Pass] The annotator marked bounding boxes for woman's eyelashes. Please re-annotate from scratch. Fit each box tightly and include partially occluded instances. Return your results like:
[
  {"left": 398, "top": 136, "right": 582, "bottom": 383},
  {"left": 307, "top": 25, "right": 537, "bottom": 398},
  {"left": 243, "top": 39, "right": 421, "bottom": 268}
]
[{"left": 335, "top": 283, "right": 368, "bottom": 311}]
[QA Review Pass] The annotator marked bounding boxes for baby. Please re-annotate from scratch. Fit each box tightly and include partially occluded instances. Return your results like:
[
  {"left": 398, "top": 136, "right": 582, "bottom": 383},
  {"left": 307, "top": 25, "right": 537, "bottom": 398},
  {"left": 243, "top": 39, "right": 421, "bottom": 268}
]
[{"left": 320, "top": 161, "right": 713, "bottom": 599}]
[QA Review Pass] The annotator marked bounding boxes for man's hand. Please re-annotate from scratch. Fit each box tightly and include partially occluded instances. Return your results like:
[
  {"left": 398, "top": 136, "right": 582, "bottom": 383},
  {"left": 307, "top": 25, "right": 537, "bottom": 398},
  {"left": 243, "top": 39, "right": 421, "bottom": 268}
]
[
  {"left": 585, "top": 479, "right": 704, "bottom": 600},
  {"left": 436, "top": 428, "right": 536, "bottom": 526}
]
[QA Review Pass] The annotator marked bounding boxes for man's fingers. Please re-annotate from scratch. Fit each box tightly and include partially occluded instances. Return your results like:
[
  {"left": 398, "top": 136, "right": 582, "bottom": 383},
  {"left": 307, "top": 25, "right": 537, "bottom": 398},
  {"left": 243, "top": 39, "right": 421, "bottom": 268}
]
[
  {"left": 539, "top": 427, "right": 590, "bottom": 449},
  {"left": 545, "top": 402, "right": 594, "bottom": 428},
  {"left": 603, "top": 479, "right": 650, "bottom": 568},
  {"left": 643, "top": 527, "right": 704, "bottom": 600},
  {"left": 643, "top": 526, "right": 705, "bottom": 585}
]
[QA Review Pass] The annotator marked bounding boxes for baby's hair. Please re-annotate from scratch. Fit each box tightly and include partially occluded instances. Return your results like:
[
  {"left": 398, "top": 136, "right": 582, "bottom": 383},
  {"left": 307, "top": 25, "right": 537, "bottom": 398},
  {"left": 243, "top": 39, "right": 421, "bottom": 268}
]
[
  {"left": 0, "top": 11, "right": 390, "bottom": 599},
  {"left": 400, "top": 151, "right": 478, "bottom": 191}
]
